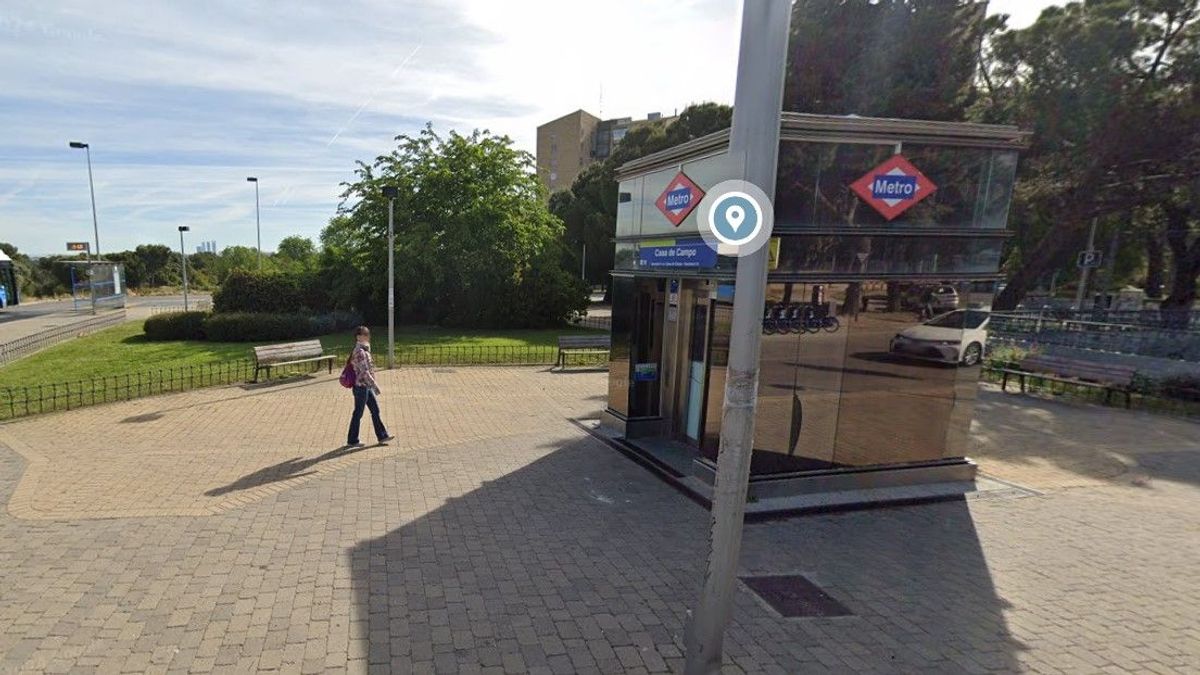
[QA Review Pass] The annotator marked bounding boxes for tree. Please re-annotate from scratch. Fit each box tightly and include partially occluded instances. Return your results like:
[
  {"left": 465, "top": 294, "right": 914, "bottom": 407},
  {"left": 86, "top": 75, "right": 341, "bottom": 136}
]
[
  {"left": 211, "top": 246, "right": 274, "bottom": 285},
  {"left": 976, "top": 0, "right": 1200, "bottom": 309},
  {"left": 275, "top": 236, "right": 318, "bottom": 273},
  {"left": 133, "top": 244, "right": 177, "bottom": 287},
  {"left": 1162, "top": 187, "right": 1200, "bottom": 313},
  {"left": 0, "top": 243, "right": 53, "bottom": 299},
  {"left": 786, "top": 0, "right": 987, "bottom": 120},
  {"left": 329, "top": 126, "right": 588, "bottom": 327}
]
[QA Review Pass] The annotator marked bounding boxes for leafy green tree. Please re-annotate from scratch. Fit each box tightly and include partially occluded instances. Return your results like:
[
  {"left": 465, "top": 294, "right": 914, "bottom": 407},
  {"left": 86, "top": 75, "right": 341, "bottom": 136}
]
[
  {"left": 976, "top": 0, "right": 1200, "bottom": 309},
  {"left": 211, "top": 245, "right": 274, "bottom": 285},
  {"left": 275, "top": 236, "right": 318, "bottom": 273},
  {"left": 131, "top": 244, "right": 177, "bottom": 287},
  {"left": 329, "top": 126, "right": 588, "bottom": 327},
  {"left": 318, "top": 215, "right": 373, "bottom": 311},
  {"left": 786, "top": 0, "right": 987, "bottom": 120},
  {"left": 0, "top": 243, "right": 53, "bottom": 299}
]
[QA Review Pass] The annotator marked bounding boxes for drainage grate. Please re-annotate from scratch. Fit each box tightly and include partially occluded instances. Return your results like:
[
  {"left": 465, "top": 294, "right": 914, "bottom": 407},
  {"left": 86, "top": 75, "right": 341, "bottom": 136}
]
[
  {"left": 740, "top": 574, "right": 853, "bottom": 618},
  {"left": 431, "top": 368, "right": 457, "bottom": 374}
]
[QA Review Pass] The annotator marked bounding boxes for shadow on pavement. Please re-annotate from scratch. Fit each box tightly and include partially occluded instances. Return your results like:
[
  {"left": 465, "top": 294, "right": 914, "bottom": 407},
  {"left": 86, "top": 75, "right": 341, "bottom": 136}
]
[
  {"left": 205, "top": 444, "right": 373, "bottom": 496},
  {"left": 348, "top": 433, "right": 1023, "bottom": 672},
  {"left": 238, "top": 373, "right": 323, "bottom": 390},
  {"left": 120, "top": 412, "right": 165, "bottom": 424}
]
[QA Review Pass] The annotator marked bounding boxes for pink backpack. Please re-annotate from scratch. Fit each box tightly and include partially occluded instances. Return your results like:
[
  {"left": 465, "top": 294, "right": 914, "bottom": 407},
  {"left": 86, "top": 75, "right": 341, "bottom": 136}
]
[{"left": 339, "top": 354, "right": 356, "bottom": 388}]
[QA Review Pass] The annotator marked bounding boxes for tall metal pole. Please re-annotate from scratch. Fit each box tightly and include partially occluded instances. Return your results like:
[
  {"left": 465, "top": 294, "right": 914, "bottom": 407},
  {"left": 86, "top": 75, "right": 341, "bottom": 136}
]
[
  {"left": 255, "top": 180, "right": 262, "bottom": 270},
  {"left": 683, "top": 2, "right": 790, "bottom": 673},
  {"left": 179, "top": 229, "right": 190, "bottom": 312},
  {"left": 388, "top": 197, "right": 396, "bottom": 369},
  {"left": 581, "top": 243, "right": 587, "bottom": 281},
  {"left": 85, "top": 146, "right": 100, "bottom": 258},
  {"left": 1075, "top": 217, "right": 1099, "bottom": 310}
]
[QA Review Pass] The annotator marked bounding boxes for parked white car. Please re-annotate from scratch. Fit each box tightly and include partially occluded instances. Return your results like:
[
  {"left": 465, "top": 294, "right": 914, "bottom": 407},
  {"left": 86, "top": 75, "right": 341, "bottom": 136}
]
[{"left": 889, "top": 310, "right": 990, "bottom": 366}]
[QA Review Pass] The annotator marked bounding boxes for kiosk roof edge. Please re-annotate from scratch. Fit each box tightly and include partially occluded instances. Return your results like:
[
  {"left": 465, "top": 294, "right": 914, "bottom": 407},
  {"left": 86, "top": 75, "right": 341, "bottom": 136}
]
[{"left": 615, "top": 112, "right": 1031, "bottom": 180}]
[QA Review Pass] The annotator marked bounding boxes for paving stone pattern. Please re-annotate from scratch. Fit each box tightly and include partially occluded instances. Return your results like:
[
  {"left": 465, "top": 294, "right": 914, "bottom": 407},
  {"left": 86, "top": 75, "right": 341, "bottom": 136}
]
[{"left": 0, "top": 367, "right": 1197, "bottom": 673}]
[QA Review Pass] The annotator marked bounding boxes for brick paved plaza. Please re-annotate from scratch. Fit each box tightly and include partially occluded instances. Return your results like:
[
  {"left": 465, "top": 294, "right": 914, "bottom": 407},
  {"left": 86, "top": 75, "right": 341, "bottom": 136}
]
[{"left": 1, "top": 367, "right": 1197, "bottom": 673}]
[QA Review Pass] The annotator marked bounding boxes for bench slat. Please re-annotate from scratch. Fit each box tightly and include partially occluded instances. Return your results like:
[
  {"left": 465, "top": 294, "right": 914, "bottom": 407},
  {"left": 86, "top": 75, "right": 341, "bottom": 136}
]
[
  {"left": 558, "top": 336, "right": 610, "bottom": 348},
  {"left": 254, "top": 340, "right": 326, "bottom": 364},
  {"left": 1016, "top": 356, "right": 1136, "bottom": 386}
]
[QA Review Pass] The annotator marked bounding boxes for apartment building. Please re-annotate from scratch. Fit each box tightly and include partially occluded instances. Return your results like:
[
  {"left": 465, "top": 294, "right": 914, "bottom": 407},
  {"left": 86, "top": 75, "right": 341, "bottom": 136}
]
[{"left": 536, "top": 110, "right": 673, "bottom": 195}]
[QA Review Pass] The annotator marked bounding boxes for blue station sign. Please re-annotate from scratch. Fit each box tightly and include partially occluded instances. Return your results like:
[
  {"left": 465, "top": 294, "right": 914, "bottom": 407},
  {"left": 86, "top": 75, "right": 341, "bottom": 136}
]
[{"left": 638, "top": 239, "right": 718, "bottom": 269}]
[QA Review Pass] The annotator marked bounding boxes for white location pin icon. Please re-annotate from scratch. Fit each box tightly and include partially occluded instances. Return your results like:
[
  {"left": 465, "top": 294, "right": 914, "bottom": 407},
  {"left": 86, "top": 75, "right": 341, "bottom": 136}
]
[
  {"left": 701, "top": 181, "right": 773, "bottom": 254},
  {"left": 725, "top": 204, "right": 745, "bottom": 232}
]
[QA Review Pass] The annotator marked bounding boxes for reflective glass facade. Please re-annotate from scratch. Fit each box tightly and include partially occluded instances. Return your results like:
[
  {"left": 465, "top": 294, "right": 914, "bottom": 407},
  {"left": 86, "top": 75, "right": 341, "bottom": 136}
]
[{"left": 605, "top": 117, "right": 1021, "bottom": 479}]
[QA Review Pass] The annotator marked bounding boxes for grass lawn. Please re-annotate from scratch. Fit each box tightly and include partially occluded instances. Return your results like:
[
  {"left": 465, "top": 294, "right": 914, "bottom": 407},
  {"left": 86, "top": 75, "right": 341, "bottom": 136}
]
[{"left": 0, "top": 320, "right": 605, "bottom": 390}]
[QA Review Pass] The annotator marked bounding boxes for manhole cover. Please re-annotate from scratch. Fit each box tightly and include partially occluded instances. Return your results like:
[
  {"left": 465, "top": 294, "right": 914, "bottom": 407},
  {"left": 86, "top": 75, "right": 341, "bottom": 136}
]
[{"left": 740, "top": 574, "right": 852, "bottom": 618}]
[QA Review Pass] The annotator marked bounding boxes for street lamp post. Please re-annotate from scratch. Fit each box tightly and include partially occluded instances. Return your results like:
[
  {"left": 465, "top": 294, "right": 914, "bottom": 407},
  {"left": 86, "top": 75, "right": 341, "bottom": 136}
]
[
  {"left": 246, "top": 177, "right": 261, "bottom": 269},
  {"left": 382, "top": 186, "right": 400, "bottom": 369},
  {"left": 178, "top": 226, "right": 191, "bottom": 311},
  {"left": 682, "top": 2, "right": 791, "bottom": 673},
  {"left": 68, "top": 141, "right": 101, "bottom": 258}
]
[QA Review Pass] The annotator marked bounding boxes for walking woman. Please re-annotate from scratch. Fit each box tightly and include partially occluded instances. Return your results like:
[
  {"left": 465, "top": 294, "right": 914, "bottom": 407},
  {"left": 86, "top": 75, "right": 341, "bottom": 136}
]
[{"left": 347, "top": 326, "right": 394, "bottom": 448}]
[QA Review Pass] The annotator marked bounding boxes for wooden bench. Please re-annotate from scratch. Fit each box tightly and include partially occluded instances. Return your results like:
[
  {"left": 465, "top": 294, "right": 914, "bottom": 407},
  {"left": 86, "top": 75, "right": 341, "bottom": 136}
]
[
  {"left": 991, "top": 354, "right": 1137, "bottom": 408},
  {"left": 556, "top": 334, "right": 610, "bottom": 369},
  {"left": 252, "top": 339, "right": 338, "bottom": 382}
]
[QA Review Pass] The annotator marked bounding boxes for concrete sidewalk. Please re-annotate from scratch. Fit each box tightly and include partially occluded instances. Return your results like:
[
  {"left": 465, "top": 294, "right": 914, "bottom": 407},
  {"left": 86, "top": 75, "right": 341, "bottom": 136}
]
[{"left": 0, "top": 368, "right": 1197, "bottom": 673}]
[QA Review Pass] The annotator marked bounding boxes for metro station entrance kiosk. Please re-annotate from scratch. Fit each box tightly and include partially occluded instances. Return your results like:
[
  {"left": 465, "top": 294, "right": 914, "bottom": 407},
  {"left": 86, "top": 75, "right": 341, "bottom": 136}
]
[{"left": 600, "top": 113, "right": 1028, "bottom": 507}]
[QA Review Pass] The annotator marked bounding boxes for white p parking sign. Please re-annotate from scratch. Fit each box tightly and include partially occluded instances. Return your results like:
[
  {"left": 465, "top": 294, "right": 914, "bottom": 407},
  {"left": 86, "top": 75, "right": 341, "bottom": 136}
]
[{"left": 1077, "top": 250, "right": 1103, "bottom": 269}]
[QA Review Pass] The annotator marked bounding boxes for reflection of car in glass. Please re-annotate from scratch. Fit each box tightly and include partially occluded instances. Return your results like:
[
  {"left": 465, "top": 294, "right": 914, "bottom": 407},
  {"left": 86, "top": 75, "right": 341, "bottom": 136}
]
[
  {"left": 889, "top": 310, "right": 989, "bottom": 366},
  {"left": 902, "top": 284, "right": 960, "bottom": 314}
]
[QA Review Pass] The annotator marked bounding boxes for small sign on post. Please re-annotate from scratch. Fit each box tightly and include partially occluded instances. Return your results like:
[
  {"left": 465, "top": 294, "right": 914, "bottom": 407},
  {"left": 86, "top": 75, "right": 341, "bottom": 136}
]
[
  {"left": 67, "top": 242, "right": 90, "bottom": 253},
  {"left": 1077, "top": 250, "right": 1103, "bottom": 269}
]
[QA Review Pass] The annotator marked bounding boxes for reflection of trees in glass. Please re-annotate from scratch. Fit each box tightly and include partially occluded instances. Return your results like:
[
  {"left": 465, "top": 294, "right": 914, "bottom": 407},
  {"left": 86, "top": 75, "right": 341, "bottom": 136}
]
[
  {"left": 776, "top": 235, "right": 1002, "bottom": 275},
  {"left": 775, "top": 141, "right": 1017, "bottom": 229}
]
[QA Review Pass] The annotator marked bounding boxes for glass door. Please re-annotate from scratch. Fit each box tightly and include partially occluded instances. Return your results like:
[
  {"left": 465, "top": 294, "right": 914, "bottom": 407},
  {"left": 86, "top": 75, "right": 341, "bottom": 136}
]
[
  {"left": 684, "top": 302, "right": 709, "bottom": 442},
  {"left": 629, "top": 281, "right": 664, "bottom": 418}
]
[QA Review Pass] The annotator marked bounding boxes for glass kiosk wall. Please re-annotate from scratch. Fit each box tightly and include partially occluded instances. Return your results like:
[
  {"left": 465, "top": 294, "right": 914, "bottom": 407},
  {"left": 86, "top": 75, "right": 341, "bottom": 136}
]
[{"left": 603, "top": 113, "right": 1025, "bottom": 482}]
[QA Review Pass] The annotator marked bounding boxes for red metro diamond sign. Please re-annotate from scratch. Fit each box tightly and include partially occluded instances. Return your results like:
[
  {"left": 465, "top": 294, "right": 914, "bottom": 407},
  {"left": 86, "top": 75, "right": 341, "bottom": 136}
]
[
  {"left": 655, "top": 171, "right": 706, "bottom": 227},
  {"left": 850, "top": 155, "right": 937, "bottom": 221}
]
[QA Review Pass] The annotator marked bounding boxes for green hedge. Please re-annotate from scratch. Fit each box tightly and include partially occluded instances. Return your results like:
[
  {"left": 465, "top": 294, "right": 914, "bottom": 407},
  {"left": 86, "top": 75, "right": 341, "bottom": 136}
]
[
  {"left": 213, "top": 270, "right": 305, "bottom": 314},
  {"left": 202, "top": 311, "right": 362, "bottom": 342},
  {"left": 144, "top": 310, "right": 363, "bottom": 343},
  {"left": 143, "top": 311, "right": 209, "bottom": 340},
  {"left": 203, "top": 312, "right": 318, "bottom": 342}
]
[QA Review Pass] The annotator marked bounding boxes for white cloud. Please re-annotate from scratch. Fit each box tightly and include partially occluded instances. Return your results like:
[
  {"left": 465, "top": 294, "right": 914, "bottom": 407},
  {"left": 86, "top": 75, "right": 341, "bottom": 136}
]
[{"left": 0, "top": 0, "right": 1063, "bottom": 256}]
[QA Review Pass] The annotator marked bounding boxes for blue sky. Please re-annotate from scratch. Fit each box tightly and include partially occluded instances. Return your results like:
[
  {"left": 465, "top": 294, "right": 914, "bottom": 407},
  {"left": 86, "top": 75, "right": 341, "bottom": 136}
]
[{"left": 0, "top": 0, "right": 1059, "bottom": 257}]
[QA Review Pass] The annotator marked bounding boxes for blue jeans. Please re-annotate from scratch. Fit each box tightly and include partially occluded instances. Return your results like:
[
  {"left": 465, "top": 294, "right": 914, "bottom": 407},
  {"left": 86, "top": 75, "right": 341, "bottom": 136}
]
[{"left": 348, "top": 386, "right": 389, "bottom": 444}]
